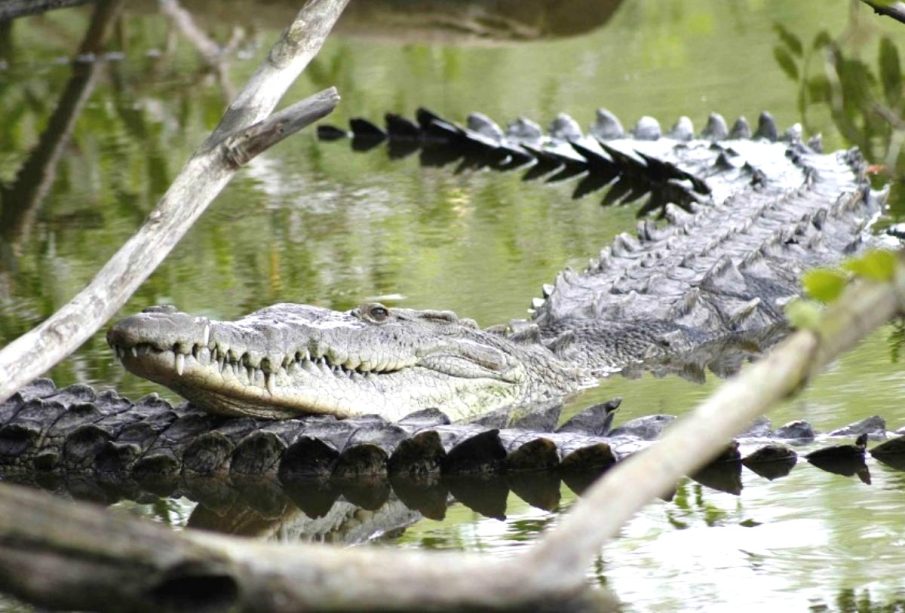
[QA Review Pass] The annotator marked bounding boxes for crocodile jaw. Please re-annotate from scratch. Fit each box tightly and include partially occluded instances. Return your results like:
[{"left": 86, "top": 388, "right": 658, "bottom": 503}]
[
  {"left": 107, "top": 304, "right": 536, "bottom": 421},
  {"left": 113, "top": 346, "right": 523, "bottom": 421}
]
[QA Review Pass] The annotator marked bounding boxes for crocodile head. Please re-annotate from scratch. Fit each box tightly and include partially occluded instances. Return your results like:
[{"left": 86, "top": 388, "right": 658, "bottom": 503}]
[{"left": 107, "top": 303, "right": 581, "bottom": 421}]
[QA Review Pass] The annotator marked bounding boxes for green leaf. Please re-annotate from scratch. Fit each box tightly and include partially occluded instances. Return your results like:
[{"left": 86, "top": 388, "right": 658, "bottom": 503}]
[
  {"left": 812, "top": 31, "right": 832, "bottom": 51},
  {"left": 773, "top": 46, "right": 799, "bottom": 81},
  {"left": 843, "top": 250, "right": 897, "bottom": 281},
  {"left": 802, "top": 268, "right": 848, "bottom": 302},
  {"left": 879, "top": 37, "right": 902, "bottom": 107},
  {"left": 773, "top": 23, "right": 803, "bottom": 57},
  {"left": 785, "top": 299, "right": 823, "bottom": 331},
  {"left": 806, "top": 75, "right": 831, "bottom": 103}
]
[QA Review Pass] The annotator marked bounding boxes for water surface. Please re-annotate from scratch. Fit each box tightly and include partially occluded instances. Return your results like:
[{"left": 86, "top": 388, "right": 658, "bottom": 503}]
[{"left": 2, "top": 1, "right": 905, "bottom": 610}]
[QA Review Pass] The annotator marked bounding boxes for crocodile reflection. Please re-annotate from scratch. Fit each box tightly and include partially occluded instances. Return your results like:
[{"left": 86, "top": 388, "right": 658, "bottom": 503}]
[
  {"left": 0, "top": 382, "right": 905, "bottom": 542},
  {"left": 5, "top": 425, "right": 905, "bottom": 542}
]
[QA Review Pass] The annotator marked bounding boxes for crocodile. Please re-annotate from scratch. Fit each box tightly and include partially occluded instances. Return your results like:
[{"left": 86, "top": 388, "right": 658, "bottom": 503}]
[
  {"left": 4, "top": 108, "right": 898, "bottom": 521},
  {"left": 4, "top": 378, "right": 905, "bottom": 506},
  {"left": 107, "top": 107, "right": 887, "bottom": 423}
]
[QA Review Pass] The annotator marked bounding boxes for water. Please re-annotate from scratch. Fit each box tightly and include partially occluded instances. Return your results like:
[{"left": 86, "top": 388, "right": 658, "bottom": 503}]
[{"left": 1, "top": 1, "right": 905, "bottom": 610}]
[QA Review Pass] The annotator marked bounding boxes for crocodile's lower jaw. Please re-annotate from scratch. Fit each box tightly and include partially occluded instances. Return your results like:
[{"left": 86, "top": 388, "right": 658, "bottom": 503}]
[
  {"left": 116, "top": 348, "right": 350, "bottom": 419},
  {"left": 117, "top": 346, "right": 521, "bottom": 422}
]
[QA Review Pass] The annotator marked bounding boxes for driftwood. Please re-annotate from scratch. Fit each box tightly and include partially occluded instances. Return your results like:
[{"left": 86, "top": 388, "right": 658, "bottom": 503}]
[
  {"left": 0, "top": 255, "right": 901, "bottom": 611},
  {"left": 0, "top": 0, "right": 347, "bottom": 406}
]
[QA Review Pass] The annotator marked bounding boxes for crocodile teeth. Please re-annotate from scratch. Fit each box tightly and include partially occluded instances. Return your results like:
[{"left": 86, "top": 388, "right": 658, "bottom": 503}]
[
  {"left": 202, "top": 323, "right": 211, "bottom": 347},
  {"left": 265, "top": 372, "right": 275, "bottom": 395},
  {"left": 130, "top": 347, "right": 138, "bottom": 358},
  {"left": 175, "top": 353, "right": 185, "bottom": 376}
]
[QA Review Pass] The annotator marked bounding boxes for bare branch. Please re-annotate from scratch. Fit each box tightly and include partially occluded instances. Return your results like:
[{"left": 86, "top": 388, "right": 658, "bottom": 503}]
[
  {"left": 0, "top": 482, "right": 612, "bottom": 611},
  {"left": 209, "top": 0, "right": 350, "bottom": 143},
  {"left": 0, "top": 0, "right": 348, "bottom": 405},
  {"left": 860, "top": 0, "right": 905, "bottom": 24},
  {"left": 158, "top": 0, "right": 239, "bottom": 99},
  {"left": 221, "top": 88, "right": 340, "bottom": 168},
  {"left": 158, "top": 0, "right": 223, "bottom": 64}
]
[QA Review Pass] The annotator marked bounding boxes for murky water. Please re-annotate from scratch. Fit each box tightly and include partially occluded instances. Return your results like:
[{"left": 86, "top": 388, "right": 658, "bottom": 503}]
[{"left": 2, "top": 1, "right": 905, "bottom": 610}]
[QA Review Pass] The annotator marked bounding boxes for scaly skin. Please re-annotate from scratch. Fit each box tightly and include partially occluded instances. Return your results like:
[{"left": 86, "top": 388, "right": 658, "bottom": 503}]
[
  {"left": 109, "top": 108, "right": 887, "bottom": 420},
  {"left": 108, "top": 303, "right": 582, "bottom": 421}
]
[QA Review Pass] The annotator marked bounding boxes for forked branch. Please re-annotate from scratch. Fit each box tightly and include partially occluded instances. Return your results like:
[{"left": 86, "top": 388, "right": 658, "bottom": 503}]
[{"left": 0, "top": 0, "right": 348, "bottom": 405}]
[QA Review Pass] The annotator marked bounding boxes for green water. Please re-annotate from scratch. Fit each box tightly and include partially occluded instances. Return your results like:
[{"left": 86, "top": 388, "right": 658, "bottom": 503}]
[{"left": 2, "top": 1, "right": 905, "bottom": 610}]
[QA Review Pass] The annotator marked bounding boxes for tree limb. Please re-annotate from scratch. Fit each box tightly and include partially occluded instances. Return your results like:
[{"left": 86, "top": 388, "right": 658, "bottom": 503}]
[
  {"left": 158, "top": 0, "right": 240, "bottom": 100},
  {"left": 221, "top": 89, "right": 340, "bottom": 168},
  {"left": 860, "top": 0, "right": 905, "bottom": 25},
  {"left": 0, "top": 0, "right": 348, "bottom": 406},
  {"left": 0, "top": 482, "right": 611, "bottom": 612}
]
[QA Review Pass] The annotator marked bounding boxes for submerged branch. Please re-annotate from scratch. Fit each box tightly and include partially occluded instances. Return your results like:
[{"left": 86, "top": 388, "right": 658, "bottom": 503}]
[{"left": 0, "top": 0, "right": 348, "bottom": 405}]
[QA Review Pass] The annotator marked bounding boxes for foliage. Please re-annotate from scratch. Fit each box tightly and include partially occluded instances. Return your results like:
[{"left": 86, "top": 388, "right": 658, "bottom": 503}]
[
  {"left": 773, "top": 14, "right": 905, "bottom": 182},
  {"left": 786, "top": 250, "right": 897, "bottom": 330}
]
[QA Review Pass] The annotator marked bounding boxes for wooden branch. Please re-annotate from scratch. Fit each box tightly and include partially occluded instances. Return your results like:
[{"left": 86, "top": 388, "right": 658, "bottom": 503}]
[
  {"left": 0, "top": 482, "right": 613, "bottom": 612},
  {"left": 222, "top": 89, "right": 340, "bottom": 168},
  {"left": 0, "top": 0, "right": 348, "bottom": 406},
  {"left": 526, "top": 253, "right": 905, "bottom": 577},
  {"left": 860, "top": 0, "right": 905, "bottom": 25},
  {"left": 208, "top": 0, "right": 350, "bottom": 144}
]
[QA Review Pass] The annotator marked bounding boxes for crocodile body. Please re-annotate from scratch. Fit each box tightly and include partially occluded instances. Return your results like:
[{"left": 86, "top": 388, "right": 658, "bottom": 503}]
[
  {"left": 4, "top": 379, "right": 905, "bottom": 497},
  {"left": 107, "top": 108, "right": 886, "bottom": 422},
  {"left": 5, "top": 109, "right": 898, "bottom": 523}
]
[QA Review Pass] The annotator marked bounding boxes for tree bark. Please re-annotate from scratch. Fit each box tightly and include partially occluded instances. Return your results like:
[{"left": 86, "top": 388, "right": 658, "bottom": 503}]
[
  {"left": 0, "top": 482, "right": 612, "bottom": 612},
  {"left": 0, "top": 0, "right": 348, "bottom": 406}
]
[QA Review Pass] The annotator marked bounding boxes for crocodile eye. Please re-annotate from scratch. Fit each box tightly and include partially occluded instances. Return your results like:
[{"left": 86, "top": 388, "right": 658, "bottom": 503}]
[{"left": 361, "top": 303, "right": 390, "bottom": 323}]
